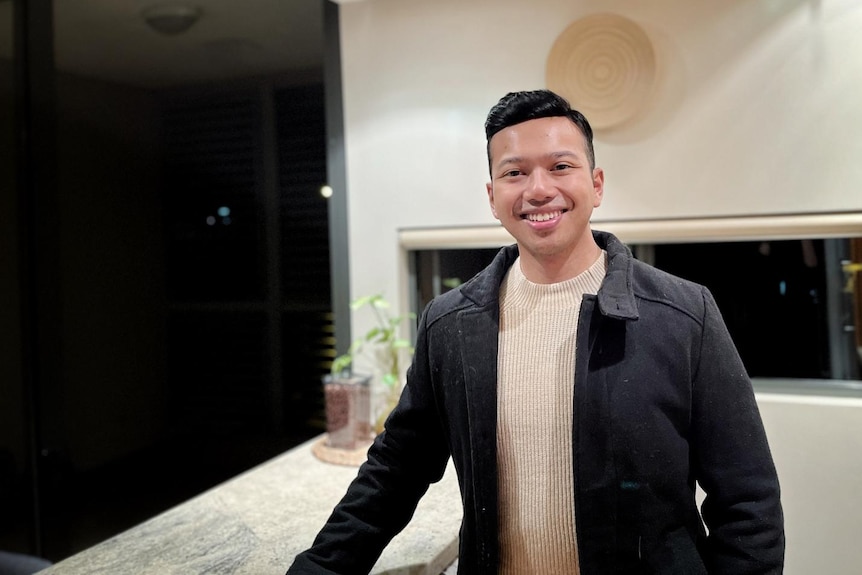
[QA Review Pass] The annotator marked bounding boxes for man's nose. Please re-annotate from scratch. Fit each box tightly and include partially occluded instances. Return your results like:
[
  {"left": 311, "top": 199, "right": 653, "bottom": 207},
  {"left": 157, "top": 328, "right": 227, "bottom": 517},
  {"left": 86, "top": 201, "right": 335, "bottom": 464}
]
[{"left": 524, "top": 169, "right": 554, "bottom": 203}]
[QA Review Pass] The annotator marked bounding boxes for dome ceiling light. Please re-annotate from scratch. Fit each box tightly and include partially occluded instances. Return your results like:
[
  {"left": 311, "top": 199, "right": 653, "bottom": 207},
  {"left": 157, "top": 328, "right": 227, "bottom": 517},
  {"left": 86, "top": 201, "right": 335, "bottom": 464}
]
[{"left": 142, "top": 3, "right": 202, "bottom": 36}]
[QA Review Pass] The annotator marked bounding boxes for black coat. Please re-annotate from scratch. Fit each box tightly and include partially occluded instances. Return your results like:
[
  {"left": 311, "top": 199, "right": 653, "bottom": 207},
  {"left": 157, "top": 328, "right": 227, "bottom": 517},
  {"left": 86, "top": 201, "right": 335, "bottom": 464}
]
[{"left": 288, "top": 230, "right": 784, "bottom": 574}]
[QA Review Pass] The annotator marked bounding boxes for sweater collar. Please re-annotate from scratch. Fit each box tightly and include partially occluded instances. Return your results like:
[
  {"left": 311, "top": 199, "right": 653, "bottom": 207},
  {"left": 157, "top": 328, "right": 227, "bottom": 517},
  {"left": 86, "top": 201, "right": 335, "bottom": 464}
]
[{"left": 459, "top": 229, "right": 639, "bottom": 321}]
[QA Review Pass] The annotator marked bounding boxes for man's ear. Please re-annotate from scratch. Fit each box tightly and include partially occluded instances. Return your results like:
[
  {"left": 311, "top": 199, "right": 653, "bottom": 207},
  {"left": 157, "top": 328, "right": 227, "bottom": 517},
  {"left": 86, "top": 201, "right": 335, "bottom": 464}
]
[
  {"left": 592, "top": 167, "right": 604, "bottom": 208},
  {"left": 486, "top": 182, "right": 499, "bottom": 219}
]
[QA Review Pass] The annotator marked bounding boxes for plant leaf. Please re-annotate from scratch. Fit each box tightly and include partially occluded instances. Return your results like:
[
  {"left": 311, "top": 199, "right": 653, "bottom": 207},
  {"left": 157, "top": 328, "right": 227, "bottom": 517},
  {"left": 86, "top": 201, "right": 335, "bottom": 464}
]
[
  {"left": 350, "top": 295, "right": 375, "bottom": 309},
  {"left": 364, "top": 327, "right": 381, "bottom": 341},
  {"left": 331, "top": 354, "right": 352, "bottom": 376}
]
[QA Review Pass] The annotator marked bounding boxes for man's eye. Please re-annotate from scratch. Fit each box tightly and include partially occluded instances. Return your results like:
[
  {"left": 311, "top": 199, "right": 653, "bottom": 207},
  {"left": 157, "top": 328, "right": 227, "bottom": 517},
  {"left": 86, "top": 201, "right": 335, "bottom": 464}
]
[
  {"left": 553, "top": 164, "right": 572, "bottom": 171},
  {"left": 503, "top": 170, "right": 522, "bottom": 177}
]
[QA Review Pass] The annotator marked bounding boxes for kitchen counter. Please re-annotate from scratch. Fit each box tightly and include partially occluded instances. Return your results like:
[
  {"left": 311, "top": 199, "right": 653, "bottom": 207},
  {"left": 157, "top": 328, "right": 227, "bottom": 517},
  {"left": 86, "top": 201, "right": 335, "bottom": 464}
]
[{"left": 37, "top": 436, "right": 462, "bottom": 575}]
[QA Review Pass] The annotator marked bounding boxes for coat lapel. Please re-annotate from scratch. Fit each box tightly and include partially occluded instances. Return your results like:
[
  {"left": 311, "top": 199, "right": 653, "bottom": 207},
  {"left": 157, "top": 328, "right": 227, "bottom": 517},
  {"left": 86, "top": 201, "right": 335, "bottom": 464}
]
[
  {"left": 458, "top": 302, "right": 500, "bottom": 570},
  {"left": 458, "top": 303, "right": 499, "bottom": 461}
]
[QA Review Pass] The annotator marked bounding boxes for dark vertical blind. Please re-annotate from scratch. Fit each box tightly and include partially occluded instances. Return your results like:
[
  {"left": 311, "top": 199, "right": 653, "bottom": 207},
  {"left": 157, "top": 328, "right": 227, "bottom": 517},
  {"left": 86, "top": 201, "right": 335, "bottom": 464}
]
[
  {"left": 276, "top": 84, "right": 330, "bottom": 306},
  {"left": 162, "top": 94, "right": 265, "bottom": 302},
  {"left": 276, "top": 84, "right": 331, "bottom": 432},
  {"left": 160, "top": 84, "right": 332, "bottom": 440}
]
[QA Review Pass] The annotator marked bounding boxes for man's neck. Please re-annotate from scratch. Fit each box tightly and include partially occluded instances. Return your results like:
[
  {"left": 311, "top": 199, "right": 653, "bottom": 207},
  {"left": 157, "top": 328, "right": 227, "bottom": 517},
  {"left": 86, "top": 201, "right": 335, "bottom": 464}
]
[{"left": 518, "top": 238, "right": 602, "bottom": 284}]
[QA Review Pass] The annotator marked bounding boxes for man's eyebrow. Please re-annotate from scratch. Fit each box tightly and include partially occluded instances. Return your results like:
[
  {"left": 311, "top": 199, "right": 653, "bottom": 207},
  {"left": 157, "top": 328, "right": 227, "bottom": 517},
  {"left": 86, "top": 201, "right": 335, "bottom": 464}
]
[
  {"left": 547, "top": 150, "right": 579, "bottom": 160},
  {"left": 495, "top": 150, "right": 580, "bottom": 169},
  {"left": 496, "top": 156, "right": 524, "bottom": 168}
]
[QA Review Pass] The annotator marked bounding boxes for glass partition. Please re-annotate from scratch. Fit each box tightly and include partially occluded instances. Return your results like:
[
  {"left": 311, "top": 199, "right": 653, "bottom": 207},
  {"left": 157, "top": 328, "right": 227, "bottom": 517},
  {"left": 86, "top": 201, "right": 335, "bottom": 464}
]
[
  {"left": 0, "top": 0, "right": 27, "bottom": 557},
  {"left": 0, "top": 0, "right": 329, "bottom": 562}
]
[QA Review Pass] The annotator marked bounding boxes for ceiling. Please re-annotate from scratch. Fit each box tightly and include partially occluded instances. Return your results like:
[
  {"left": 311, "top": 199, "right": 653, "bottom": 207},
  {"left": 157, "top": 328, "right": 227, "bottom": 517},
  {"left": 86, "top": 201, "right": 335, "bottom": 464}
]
[{"left": 0, "top": 0, "right": 326, "bottom": 89}]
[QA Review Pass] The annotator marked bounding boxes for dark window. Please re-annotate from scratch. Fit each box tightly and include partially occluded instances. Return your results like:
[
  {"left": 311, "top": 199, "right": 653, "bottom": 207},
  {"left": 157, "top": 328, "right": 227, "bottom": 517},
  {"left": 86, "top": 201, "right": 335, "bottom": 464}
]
[
  {"left": 411, "top": 237, "right": 862, "bottom": 381},
  {"left": 651, "top": 239, "right": 831, "bottom": 379}
]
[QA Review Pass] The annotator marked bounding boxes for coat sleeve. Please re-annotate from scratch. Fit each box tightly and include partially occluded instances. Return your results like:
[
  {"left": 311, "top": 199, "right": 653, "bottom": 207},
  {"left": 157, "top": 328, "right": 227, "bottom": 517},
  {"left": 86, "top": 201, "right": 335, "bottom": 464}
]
[
  {"left": 286, "top": 306, "right": 451, "bottom": 575},
  {"left": 690, "top": 287, "right": 785, "bottom": 574}
]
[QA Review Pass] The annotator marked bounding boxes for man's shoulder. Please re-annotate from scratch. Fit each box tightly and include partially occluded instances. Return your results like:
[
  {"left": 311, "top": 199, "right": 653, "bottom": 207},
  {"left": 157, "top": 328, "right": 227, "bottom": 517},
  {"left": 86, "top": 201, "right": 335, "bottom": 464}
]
[
  {"left": 424, "top": 272, "right": 495, "bottom": 327},
  {"left": 425, "top": 278, "right": 490, "bottom": 326},
  {"left": 628, "top": 258, "right": 709, "bottom": 322},
  {"left": 424, "top": 286, "right": 475, "bottom": 326},
  {"left": 422, "top": 245, "right": 515, "bottom": 327}
]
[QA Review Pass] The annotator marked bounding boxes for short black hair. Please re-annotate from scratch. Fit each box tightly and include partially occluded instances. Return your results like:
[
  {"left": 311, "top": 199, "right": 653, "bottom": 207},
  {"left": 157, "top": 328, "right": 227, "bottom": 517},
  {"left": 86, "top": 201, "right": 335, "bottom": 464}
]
[{"left": 485, "top": 89, "right": 595, "bottom": 170}]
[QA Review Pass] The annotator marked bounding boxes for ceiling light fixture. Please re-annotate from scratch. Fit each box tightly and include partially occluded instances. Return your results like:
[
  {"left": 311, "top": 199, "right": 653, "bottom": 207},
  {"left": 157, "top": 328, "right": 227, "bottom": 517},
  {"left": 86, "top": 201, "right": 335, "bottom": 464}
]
[{"left": 142, "top": 3, "right": 202, "bottom": 36}]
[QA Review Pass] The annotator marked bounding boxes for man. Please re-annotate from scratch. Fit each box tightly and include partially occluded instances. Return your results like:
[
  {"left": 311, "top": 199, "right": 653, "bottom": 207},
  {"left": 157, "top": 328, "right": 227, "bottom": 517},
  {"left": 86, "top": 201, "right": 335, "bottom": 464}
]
[{"left": 287, "top": 90, "right": 784, "bottom": 574}]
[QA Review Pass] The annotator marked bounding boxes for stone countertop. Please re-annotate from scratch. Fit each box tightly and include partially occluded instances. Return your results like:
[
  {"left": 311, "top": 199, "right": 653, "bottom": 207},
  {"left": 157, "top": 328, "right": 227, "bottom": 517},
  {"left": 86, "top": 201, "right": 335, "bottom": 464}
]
[{"left": 37, "top": 436, "right": 462, "bottom": 575}]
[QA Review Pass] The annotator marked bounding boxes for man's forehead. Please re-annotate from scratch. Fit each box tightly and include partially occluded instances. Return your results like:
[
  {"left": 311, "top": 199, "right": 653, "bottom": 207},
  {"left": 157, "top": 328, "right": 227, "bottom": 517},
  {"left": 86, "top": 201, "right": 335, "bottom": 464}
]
[
  {"left": 489, "top": 118, "right": 587, "bottom": 158},
  {"left": 491, "top": 117, "right": 584, "bottom": 142}
]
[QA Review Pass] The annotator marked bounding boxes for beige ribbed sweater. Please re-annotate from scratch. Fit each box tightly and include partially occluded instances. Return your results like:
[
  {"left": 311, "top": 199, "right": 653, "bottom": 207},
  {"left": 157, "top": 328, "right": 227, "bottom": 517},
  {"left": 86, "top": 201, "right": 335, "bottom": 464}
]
[{"left": 496, "top": 252, "right": 607, "bottom": 574}]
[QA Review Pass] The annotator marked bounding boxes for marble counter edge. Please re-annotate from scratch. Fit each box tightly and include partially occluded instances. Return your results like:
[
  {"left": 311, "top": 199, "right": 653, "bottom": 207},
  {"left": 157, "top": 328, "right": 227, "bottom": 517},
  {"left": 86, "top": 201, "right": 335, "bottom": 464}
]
[{"left": 37, "top": 435, "right": 462, "bottom": 575}]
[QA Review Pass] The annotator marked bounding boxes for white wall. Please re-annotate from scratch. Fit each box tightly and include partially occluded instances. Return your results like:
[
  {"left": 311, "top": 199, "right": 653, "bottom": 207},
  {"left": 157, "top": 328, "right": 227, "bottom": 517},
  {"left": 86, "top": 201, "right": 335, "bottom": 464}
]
[
  {"left": 756, "top": 392, "right": 862, "bottom": 574},
  {"left": 337, "top": 3, "right": 862, "bottom": 570},
  {"left": 339, "top": 0, "right": 862, "bottom": 315}
]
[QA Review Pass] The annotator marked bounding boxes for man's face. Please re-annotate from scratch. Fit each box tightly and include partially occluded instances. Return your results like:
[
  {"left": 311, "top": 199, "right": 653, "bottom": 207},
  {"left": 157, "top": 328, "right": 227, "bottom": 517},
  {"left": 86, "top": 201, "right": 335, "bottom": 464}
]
[{"left": 486, "top": 116, "right": 604, "bottom": 268}]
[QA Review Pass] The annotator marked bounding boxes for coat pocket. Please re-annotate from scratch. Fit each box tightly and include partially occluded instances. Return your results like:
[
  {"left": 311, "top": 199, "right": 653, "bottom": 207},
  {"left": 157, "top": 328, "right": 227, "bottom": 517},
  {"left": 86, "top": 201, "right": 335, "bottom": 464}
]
[{"left": 639, "top": 526, "right": 708, "bottom": 574}]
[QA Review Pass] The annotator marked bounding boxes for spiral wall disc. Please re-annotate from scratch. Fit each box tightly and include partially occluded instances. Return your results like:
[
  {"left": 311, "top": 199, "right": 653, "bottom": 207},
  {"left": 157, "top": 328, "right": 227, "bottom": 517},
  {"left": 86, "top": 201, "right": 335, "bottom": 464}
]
[{"left": 546, "top": 13, "right": 656, "bottom": 129}]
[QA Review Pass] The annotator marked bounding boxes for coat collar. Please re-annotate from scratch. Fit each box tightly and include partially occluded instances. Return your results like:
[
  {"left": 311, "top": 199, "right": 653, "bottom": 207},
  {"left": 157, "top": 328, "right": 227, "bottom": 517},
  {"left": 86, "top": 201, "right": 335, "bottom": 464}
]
[{"left": 458, "top": 229, "right": 640, "bottom": 321}]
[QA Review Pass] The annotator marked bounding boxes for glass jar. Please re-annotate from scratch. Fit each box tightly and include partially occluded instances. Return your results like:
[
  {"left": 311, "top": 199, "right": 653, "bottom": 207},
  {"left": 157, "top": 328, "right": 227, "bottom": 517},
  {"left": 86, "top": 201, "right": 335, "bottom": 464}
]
[{"left": 322, "top": 373, "right": 372, "bottom": 450}]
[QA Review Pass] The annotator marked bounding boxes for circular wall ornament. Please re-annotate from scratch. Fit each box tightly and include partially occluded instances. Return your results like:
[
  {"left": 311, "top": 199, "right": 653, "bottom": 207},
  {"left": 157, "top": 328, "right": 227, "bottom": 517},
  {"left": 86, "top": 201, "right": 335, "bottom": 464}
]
[{"left": 546, "top": 13, "right": 656, "bottom": 129}]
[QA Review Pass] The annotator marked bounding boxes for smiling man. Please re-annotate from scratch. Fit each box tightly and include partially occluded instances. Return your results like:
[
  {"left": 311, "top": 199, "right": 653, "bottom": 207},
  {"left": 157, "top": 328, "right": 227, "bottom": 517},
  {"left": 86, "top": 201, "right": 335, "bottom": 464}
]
[
  {"left": 486, "top": 107, "right": 603, "bottom": 283},
  {"left": 287, "top": 90, "right": 784, "bottom": 574}
]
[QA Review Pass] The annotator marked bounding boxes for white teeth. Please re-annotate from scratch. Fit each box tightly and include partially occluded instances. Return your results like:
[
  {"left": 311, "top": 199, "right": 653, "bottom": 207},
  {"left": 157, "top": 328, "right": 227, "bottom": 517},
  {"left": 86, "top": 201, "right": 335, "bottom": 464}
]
[{"left": 526, "top": 211, "right": 561, "bottom": 222}]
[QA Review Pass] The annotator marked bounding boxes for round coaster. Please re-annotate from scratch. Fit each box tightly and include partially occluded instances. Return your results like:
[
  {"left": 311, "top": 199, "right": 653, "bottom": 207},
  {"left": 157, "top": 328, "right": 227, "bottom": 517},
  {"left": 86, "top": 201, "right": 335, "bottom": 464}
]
[
  {"left": 546, "top": 13, "right": 656, "bottom": 129},
  {"left": 311, "top": 435, "right": 373, "bottom": 467}
]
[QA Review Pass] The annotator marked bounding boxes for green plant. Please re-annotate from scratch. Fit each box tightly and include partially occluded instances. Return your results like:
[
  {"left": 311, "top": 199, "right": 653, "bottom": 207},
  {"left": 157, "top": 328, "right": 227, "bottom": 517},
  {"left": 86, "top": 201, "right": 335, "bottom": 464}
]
[{"left": 331, "top": 294, "right": 416, "bottom": 388}]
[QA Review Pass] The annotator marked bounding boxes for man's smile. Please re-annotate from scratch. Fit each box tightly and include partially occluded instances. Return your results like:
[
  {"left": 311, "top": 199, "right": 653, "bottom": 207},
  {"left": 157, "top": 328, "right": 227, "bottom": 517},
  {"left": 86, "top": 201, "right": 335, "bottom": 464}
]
[
  {"left": 521, "top": 209, "right": 567, "bottom": 222},
  {"left": 520, "top": 210, "right": 569, "bottom": 229}
]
